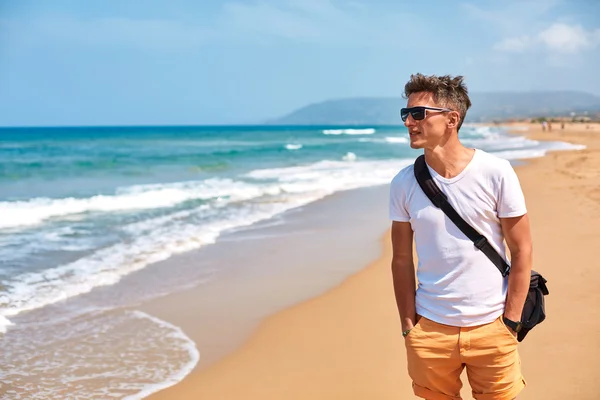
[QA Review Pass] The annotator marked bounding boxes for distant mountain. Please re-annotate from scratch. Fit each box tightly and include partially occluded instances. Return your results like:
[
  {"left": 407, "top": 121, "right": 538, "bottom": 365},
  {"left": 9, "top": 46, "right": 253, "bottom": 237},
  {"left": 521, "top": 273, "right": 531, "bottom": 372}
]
[{"left": 268, "top": 91, "right": 600, "bottom": 125}]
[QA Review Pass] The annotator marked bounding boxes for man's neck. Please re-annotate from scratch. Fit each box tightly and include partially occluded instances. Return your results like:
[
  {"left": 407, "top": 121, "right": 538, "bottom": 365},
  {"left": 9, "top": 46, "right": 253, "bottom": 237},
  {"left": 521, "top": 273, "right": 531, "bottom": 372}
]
[{"left": 423, "top": 139, "right": 475, "bottom": 179}]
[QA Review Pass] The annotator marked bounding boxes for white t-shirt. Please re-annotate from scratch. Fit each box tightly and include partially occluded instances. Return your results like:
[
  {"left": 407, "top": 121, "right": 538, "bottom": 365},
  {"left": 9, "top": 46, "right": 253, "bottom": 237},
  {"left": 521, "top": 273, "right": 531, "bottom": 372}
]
[{"left": 389, "top": 149, "right": 527, "bottom": 327}]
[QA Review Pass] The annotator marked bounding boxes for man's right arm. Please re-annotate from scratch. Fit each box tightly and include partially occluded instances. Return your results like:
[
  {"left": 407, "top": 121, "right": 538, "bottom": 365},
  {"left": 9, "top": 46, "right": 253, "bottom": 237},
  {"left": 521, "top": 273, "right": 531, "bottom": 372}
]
[{"left": 390, "top": 220, "right": 417, "bottom": 333}]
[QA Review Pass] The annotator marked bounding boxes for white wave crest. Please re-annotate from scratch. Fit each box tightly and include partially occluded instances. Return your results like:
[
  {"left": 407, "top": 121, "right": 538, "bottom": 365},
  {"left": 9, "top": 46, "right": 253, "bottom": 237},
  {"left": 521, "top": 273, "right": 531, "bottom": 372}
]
[
  {"left": 385, "top": 137, "right": 408, "bottom": 143},
  {"left": 284, "top": 143, "right": 303, "bottom": 150},
  {"left": 342, "top": 152, "right": 357, "bottom": 161},
  {"left": 322, "top": 128, "right": 376, "bottom": 135},
  {"left": 0, "top": 179, "right": 263, "bottom": 230},
  {"left": 245, "top": 158, "right": 411, "bottom": 191}
]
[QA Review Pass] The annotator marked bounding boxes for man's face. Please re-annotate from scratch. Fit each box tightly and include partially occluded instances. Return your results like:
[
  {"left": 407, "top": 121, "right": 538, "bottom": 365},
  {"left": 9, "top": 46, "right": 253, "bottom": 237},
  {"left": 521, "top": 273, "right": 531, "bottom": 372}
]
[{"left": 404, "top": 92, "right": 452, "bottom": 150}]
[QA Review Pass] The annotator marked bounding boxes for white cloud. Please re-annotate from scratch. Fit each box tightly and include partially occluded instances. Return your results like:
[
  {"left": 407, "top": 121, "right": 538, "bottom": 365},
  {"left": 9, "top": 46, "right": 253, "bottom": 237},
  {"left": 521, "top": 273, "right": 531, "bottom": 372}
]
[
  {"left": 494, "top": 23, "right": 600, "bottom": 54},
  {"left": 537, "top": 23, "right": 592, "bottom": 52},
  {"left": 493, "top": 36, "right": 533, "bottom": 53}
]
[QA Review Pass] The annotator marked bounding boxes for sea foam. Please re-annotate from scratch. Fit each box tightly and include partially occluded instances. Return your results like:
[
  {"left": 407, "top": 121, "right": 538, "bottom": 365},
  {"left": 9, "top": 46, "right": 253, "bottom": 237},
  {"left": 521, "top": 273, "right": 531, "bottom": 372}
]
[
  {"left": 322, "top": 128, "right": 375, "bottom": 135},
  {"left": 0, "top": 179, "right": 261, "bottom": 230},
  {"left": 0, "top": 309, "right": 199, "bottom": 399},
  {"left": 124, "top": 311, "right": 200, "bottom": 400}
]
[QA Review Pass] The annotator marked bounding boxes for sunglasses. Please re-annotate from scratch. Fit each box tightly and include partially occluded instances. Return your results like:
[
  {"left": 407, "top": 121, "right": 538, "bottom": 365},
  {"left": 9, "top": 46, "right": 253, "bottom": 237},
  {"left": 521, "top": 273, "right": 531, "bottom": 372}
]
[{"left": 400, "top": 106, "right": 453, "bottom": 122}]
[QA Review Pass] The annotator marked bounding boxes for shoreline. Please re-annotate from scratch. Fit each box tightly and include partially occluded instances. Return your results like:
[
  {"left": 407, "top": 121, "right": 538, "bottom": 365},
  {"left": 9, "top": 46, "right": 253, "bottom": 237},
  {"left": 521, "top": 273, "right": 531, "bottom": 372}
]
[
  {"left": 139, "top": 184, "right": 393, "bottom": 373},
  {"left": 148, "top": 122, "right": 600, "bottom": 399},
  {"left": 148, "top": 217, "right": 413, "bottom": 399}
]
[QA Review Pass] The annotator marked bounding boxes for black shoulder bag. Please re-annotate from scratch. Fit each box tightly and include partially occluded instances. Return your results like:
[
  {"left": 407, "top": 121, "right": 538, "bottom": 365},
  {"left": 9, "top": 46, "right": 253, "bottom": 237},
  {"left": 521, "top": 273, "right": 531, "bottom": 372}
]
[{"left": 413, "top": 155, "right": 549, "bottom": 342}]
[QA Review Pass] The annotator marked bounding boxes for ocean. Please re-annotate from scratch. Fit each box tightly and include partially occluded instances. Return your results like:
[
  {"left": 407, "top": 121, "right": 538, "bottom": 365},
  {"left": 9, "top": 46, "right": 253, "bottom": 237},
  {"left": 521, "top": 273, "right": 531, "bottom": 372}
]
[{"left": 0, "top": 124, "right": 583, "bottom": 398}]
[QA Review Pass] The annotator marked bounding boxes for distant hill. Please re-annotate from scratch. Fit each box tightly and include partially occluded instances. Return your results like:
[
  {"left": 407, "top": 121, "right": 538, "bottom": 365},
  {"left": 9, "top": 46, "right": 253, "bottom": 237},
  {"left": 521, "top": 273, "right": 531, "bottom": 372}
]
[{"left": 268, "top": 91, "right": 600, "bottom": 125}]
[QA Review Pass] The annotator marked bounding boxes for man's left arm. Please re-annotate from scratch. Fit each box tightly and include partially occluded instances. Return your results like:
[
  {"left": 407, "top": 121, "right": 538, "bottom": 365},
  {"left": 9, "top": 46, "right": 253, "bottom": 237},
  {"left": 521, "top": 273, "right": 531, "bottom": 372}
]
[{"left": 501, "top": 214, "right": 533, "bottom": 326}]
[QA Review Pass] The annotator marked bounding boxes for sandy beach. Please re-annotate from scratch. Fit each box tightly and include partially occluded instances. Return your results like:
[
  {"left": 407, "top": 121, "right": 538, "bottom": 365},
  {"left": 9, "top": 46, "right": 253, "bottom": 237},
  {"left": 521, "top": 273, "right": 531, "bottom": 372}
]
[{"left": 149, "top": 122, "right": 600, "bottom": 400}]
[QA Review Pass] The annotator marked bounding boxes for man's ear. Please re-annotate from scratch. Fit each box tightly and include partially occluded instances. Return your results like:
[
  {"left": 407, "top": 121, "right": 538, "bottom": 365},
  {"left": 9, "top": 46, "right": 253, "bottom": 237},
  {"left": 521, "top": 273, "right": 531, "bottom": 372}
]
[{"left": 448, "top": 111, "right": 460, "bottom": 129}]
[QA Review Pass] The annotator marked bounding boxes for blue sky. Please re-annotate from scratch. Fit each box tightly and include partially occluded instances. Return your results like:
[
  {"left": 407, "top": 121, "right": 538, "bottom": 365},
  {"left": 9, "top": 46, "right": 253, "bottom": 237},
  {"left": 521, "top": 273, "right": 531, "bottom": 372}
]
[{"left": 1, "top": 0, "right": 599, "bottom": 126}]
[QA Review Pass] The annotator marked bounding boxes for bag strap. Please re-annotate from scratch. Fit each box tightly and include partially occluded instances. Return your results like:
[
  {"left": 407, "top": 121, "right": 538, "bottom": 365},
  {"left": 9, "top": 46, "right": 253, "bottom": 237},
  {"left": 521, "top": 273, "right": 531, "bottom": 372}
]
[{"left": 413, "top": 155, "right": 511, "bottom": 277}]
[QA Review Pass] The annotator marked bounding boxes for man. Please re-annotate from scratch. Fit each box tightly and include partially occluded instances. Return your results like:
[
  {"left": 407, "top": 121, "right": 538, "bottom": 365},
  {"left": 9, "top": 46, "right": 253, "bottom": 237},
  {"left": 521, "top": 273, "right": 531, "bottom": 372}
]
[{"left": 389, "top": 74, "right": 532, "bottom": 400}]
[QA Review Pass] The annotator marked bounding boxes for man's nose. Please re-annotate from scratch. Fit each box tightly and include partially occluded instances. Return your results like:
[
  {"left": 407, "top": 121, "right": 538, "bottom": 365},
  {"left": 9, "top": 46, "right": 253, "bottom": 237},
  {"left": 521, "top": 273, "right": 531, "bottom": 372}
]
[{"left": 404, "top": 114, "right": 416, "bottom": 128}]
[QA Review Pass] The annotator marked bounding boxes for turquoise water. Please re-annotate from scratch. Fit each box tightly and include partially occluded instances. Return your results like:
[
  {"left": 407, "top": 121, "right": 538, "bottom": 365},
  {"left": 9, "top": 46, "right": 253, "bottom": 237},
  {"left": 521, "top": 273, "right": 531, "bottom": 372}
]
[
  {"left": 0, "top": 124, "right": 583, "bottom": 398},
  {"left": 1, "top": 126, "right": 413, "bottom": 200}
]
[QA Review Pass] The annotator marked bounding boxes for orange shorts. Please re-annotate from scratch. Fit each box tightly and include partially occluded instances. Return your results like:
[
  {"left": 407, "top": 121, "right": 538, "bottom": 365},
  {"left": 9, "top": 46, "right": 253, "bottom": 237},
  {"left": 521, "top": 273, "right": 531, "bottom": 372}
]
[{"left": 404, "top": 316, "right": 526, "bottom": 400}]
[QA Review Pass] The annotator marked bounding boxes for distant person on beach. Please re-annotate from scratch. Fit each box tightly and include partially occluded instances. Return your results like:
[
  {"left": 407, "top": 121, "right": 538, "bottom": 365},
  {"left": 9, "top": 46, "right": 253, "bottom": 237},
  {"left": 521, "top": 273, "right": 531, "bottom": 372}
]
[{"left": 389, "top": 73, "right": 533, "bottom": 400}]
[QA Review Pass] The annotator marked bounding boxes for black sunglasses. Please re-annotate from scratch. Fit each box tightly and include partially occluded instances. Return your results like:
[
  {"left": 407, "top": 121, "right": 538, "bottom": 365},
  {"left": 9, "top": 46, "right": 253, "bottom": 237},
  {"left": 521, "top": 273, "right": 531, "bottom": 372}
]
[{"left": 400, "top": 106, "right": 453, "bottom": 122}]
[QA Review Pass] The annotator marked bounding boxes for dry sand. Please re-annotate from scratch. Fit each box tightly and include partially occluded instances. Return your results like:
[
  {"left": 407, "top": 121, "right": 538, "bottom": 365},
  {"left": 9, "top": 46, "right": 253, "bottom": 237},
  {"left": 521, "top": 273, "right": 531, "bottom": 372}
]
[{"left": 149, "top": 122, "right": 600, "bottom": 400}]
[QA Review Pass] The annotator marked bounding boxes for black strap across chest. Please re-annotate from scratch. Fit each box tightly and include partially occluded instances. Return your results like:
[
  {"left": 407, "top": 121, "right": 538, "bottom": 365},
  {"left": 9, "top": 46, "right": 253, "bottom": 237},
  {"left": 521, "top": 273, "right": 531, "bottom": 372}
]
[{"left": 413, "top": 155, "right": 511, "bottom": 277}]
